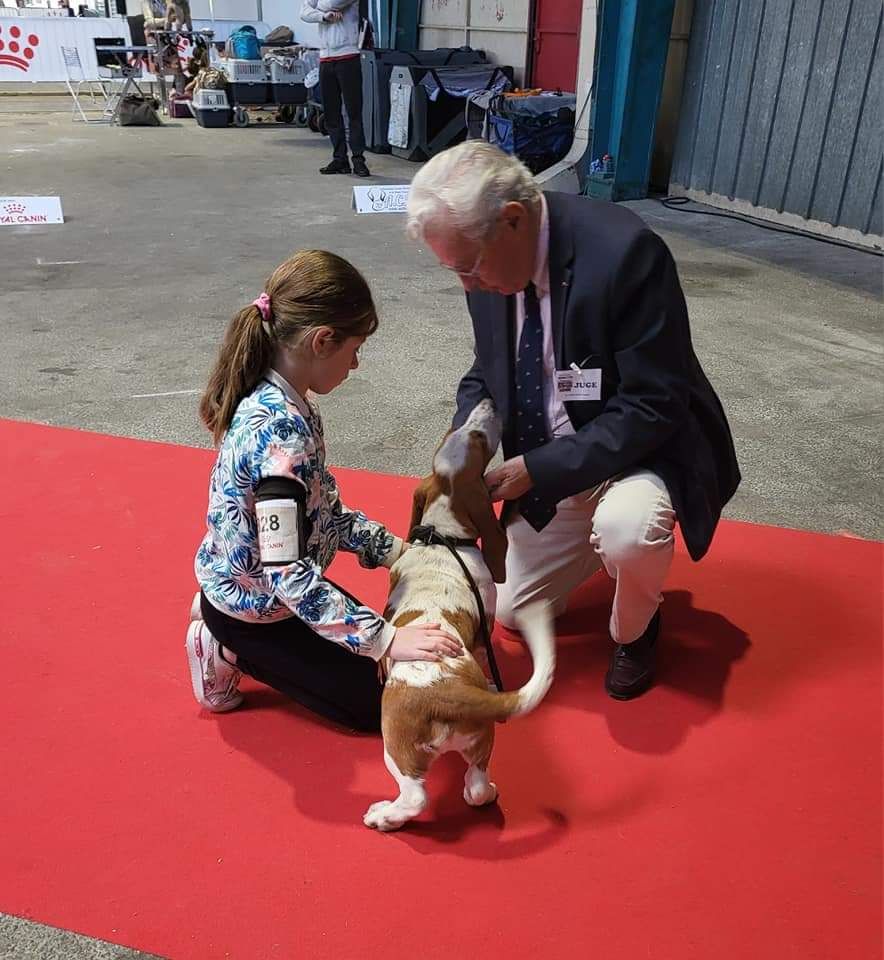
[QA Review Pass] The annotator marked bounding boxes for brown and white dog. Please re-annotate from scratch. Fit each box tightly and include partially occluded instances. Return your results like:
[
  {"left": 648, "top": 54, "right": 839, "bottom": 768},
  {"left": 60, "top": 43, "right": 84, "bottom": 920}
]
[{"left": 363, "top": 399, "right": 555, "bottom": 832}]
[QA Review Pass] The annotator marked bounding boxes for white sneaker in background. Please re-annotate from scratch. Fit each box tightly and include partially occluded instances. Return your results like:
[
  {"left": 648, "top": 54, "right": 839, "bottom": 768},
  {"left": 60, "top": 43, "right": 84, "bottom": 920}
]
[{"left": 185, "top": 617, "right": 243, "bottom": 713}]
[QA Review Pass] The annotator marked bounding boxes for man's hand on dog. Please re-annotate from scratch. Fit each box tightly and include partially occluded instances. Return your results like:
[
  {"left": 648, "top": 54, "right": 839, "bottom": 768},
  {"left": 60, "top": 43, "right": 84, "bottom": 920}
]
[
  {"left": 390, "top": 624, "right": 463, "bottom": 662},
  {"left": 484, "top": 455, "right": 533, "bottom": 501}
]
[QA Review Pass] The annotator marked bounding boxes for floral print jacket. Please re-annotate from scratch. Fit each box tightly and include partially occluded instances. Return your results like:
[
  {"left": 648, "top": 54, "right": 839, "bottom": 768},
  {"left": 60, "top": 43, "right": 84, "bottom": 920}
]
[{"left": 195, "top": 369, "right": 402, "bottom": 660}]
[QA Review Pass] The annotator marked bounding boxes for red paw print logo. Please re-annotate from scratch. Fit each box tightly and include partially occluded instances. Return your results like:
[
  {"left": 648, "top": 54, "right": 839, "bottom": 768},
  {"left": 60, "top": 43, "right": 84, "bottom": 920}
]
[
  {"left": 3, "top": 202, "right": 26, "bottom": 215},
  {"left": 0, "top": 25, "right": 40, "bottom": 72}
]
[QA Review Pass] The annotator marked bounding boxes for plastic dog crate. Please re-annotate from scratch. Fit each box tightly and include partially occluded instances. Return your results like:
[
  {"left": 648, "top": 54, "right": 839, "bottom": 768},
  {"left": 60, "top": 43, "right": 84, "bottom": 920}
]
[
  {"left": 192, "top": 88, "right": 231, "bottom": 127},
  {"left": 268, "top": 58, "right": 307, "bottom": 105},
  {"left": 272, "top": 83, "right": 308, "bottom": 106},
  {"left": 268, "top": 59, "right": 306, "bottom": 84},
  {"left": 223, "top": 58, "right": 269, "bottom": 105}
]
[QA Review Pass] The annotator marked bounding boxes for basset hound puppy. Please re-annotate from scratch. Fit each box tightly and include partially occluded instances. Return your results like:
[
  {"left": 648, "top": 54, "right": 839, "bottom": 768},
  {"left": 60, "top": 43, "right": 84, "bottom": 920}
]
[{"left": 364, "top": 400, "right": 555, "bottom": 832}]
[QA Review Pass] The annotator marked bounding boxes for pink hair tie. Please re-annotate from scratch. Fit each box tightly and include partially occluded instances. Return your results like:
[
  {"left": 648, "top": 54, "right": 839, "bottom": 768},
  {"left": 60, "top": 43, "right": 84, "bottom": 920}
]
[{"left": 252, "top": 292, "right": 272, "bottom": 335}]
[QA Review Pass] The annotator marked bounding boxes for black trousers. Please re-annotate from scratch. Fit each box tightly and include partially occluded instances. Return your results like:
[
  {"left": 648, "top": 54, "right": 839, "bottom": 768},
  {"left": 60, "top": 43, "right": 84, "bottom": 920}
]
[
  {"left": 200, "top": 593, "right": 382, "bottom": 732},
  {"left": 319, "top": 55, "right": 366, "bottom": 162}
]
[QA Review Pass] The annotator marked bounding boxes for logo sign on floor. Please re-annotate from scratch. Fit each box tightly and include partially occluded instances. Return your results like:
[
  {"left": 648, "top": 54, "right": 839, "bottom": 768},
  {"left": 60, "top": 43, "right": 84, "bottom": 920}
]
[
  {"left": 0, "top": 197, "right": 64, "bottom": 226},
  {"left": 352, "top": 185, "right": 410, "bottom": 214}
]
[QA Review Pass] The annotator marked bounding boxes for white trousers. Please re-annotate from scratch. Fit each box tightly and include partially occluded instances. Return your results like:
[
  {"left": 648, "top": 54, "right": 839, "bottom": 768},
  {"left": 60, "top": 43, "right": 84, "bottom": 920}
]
[{"left": 497, "top": 470, "right": 676, "bottom": 645}]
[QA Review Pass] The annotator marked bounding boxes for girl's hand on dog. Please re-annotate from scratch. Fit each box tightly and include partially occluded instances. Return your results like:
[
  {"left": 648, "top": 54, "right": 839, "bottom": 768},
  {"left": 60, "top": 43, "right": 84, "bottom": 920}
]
[{"left": 390, "top": 624, "right": 463, "bottom": 661}]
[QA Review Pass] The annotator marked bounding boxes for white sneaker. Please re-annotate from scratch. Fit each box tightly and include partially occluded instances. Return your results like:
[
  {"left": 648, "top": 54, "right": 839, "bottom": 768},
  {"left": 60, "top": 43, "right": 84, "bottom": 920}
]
[{"left": 186, "top": 613, "right": 243, "bottom": 713}]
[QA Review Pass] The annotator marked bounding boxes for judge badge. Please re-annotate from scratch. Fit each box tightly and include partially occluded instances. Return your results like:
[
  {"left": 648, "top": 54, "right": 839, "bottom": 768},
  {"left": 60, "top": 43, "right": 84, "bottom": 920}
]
[{"left": 555, "top": 363, "right": 602, "bottom": 401}]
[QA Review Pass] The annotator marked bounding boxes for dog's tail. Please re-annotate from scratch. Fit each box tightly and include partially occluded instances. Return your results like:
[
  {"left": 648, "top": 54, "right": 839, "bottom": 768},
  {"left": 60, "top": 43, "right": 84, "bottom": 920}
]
[
  {"left": 429, "top": 601, "right": 556, "bottom": 724},
  {"left": 509, "top": 601, "right": 556, "bottom": 716}
]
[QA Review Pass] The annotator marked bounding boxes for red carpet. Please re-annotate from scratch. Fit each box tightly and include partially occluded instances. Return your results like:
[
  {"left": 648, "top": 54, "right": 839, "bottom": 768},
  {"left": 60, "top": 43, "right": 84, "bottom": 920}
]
[{"left": 0, "top": 419, "right": 880, "bottom": 960}]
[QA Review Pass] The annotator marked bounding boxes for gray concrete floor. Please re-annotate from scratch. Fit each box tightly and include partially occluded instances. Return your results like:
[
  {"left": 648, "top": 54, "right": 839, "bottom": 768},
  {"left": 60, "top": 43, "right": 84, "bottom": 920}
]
[
  {"left": 0, "top": 915, "right": 165, "bottom": 960},
  {"left": 0, "top": 95, "right": 881, "bottom": 958}
]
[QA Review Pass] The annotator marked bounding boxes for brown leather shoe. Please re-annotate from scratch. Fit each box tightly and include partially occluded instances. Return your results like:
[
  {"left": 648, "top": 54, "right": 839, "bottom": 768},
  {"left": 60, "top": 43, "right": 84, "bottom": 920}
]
[{"left": 605, "top": 611, "right": 660, "bottom": 700}]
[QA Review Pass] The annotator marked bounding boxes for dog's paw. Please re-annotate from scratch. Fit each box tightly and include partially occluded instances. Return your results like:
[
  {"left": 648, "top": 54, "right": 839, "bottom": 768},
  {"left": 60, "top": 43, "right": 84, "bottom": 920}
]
[
  {"left": 363, "top": 800, "right": 392, "bottom": 822},
  {"left": 464, "top": 780, "right": 498, "bottom": 807},
  {"left": 363, "top": 800, "right": 406, "bottom": 832}
]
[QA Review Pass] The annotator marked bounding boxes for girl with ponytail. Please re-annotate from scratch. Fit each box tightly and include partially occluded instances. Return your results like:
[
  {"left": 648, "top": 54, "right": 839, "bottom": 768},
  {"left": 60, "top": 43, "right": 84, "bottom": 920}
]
[{"left": 187, "top": 250, "right": 461, "bottom": 729}]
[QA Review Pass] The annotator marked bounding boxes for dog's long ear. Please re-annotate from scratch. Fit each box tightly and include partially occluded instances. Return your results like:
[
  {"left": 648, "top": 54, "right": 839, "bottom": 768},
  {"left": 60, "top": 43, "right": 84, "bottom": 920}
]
[
  {"left": 408, "top": 476, "right": 432, "bottom": 537},
  {"left": 463, "top": 479, "right": 508, "bottom": 583}
]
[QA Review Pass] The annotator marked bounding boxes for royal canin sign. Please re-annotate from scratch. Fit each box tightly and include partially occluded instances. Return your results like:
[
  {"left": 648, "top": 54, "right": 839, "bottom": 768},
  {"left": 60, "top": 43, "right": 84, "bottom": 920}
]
[
  {"left": 0, "top": 24, "right": 41, "bottom": 73},
  {"left": 0, "top": 198, "right": 65, "bottom": 226}
]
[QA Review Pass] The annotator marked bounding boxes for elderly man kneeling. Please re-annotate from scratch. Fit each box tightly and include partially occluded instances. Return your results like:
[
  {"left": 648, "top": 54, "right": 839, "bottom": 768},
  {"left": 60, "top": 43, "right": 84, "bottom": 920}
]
[{"left": 406, "top": 142, "right": 740, "bottom": 700}]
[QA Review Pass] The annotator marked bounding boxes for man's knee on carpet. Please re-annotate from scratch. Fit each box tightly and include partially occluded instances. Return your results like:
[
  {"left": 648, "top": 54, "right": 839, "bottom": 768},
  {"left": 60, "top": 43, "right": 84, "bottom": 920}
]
[{"left": 590, "top": 484, "right": 675, "bottom": 576}]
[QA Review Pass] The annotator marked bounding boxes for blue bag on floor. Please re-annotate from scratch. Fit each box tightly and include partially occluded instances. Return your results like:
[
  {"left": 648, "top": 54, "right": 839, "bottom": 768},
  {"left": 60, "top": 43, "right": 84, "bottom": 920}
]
[{"left": 487, "top": 92, "right": 577, "bottom": 174}]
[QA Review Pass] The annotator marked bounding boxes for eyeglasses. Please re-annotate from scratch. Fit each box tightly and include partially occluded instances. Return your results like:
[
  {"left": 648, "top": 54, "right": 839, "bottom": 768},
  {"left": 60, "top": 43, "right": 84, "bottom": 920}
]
[{"left": 440, "top": 241, "right": 487, "bottom": 280}]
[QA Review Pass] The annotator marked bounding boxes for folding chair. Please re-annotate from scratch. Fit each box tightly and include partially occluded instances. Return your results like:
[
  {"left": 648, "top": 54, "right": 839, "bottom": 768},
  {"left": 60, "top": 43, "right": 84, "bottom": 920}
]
[{"left": 61, "top": 46, "right": 112, "bottom": 123}]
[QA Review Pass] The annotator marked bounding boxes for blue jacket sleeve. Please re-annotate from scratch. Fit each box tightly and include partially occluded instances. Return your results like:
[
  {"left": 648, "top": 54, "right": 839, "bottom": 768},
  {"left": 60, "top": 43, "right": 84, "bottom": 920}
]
[{"left": 453, "top": 342, "right": 492, "bottom": 429}]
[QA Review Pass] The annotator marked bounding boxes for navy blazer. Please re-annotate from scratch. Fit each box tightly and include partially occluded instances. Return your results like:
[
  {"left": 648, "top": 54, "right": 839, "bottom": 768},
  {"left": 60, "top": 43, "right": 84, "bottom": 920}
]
[{"left": 453, "top": 191, "right": 740, "bottom": 561}]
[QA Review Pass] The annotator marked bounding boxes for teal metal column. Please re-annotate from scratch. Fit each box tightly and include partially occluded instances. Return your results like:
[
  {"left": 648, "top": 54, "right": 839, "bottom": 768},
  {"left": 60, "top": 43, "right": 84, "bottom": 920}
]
[
  {"left": 391, "top": 0, "right": 419, "bottom": 50},
  {"left": 368, "top": 0, "right": 392, "bottom": 49},
  {"left": 586, "top": 0, "right": 676, "bottom": 201}
]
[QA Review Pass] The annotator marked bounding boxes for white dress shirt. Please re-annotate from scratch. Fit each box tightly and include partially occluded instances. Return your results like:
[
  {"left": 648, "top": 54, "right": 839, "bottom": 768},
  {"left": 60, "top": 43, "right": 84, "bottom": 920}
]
[{"left": 514, "top": 194, "right": 575, "bottom": 438}]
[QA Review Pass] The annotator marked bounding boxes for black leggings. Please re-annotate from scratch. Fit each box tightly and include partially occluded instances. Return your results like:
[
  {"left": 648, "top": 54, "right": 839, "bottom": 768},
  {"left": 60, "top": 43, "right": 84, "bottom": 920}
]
[{"left": 200, "top": 593, "right": 383, "bottom": 732}]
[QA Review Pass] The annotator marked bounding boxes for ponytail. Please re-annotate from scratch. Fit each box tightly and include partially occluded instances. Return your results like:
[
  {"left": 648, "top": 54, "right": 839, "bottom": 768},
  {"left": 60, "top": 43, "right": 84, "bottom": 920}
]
[
  {"left": 199, "top": 303, "right": 273, "bottom": 445},
  {"left": 200, "top": 249, "right": 378, "bottom": 445}
]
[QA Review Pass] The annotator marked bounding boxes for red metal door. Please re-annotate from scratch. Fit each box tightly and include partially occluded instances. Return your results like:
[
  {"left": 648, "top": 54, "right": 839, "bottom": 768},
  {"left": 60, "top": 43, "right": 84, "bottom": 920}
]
[{"left": 531, "top": 0, "right": 582, "bottom": 92}]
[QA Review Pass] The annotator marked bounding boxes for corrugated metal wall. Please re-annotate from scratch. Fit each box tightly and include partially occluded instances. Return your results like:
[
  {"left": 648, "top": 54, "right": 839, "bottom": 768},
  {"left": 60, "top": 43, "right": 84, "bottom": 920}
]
[{"left": 671, "top": 0, "right": 883, "bottom": 247}]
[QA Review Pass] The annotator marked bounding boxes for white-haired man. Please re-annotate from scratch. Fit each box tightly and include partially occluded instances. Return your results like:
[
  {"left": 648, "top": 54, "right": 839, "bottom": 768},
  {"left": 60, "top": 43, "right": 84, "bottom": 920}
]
[{"left": 407, "top": 141, "right": 740, "bottom": 700}]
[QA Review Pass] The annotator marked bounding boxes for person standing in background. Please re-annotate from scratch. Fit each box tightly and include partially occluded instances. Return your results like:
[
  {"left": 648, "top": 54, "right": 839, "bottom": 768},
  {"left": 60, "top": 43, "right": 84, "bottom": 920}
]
[{"left": 300, "top": 0, "right": 370, "bottom": 178}]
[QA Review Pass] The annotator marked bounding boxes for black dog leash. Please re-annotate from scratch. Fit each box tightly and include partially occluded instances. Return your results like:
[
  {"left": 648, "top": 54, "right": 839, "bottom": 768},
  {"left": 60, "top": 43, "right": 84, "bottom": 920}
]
[{"left": 408, "top": 524, "right": 505, "bottom": 692}]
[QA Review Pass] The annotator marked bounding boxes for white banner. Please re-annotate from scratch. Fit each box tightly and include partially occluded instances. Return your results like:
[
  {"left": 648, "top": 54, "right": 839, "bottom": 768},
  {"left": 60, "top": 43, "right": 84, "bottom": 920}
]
[
  {"left": 352, "top": 185, "right": 411, "bottom": 214},
  {"left": 0, "top": 197, "right": 64, "bottom": 226},
  {"left": 0, "top": 17, "right": 128, "bottom": 82}
]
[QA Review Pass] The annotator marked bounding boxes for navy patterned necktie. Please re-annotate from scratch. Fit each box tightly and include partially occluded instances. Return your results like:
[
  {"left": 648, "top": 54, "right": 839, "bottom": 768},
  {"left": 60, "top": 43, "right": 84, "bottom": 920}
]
[{"left": 515, "top": 283, "right": 557, "bottom": 532}]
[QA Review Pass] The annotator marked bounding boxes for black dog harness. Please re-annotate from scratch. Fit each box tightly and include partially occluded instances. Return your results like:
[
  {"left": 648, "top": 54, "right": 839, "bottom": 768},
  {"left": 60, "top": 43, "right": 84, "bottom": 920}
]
[{"left": 408, "top": 524, "right": 504, "bottom": 692}]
